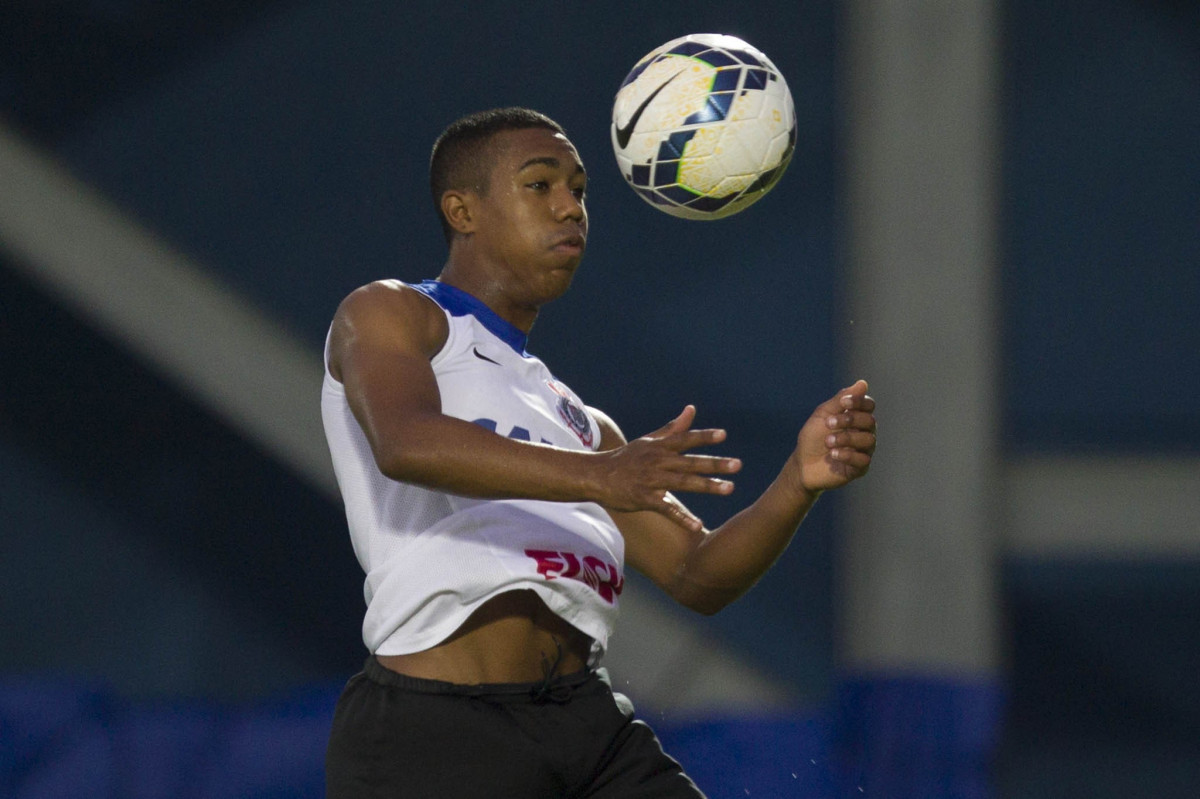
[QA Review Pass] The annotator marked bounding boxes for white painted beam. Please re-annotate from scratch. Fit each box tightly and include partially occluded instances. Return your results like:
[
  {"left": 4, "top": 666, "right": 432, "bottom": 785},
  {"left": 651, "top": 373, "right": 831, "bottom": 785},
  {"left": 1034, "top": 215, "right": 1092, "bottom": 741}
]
[
  {"left": 0, "top": 125, "right": 338, "bottom": 496},
  {"left": 840, "top": 0, "right": 1002, "bottom": 674},
  {"left": 1005, "top": 456, "right": 1200, "bottom": 558}
]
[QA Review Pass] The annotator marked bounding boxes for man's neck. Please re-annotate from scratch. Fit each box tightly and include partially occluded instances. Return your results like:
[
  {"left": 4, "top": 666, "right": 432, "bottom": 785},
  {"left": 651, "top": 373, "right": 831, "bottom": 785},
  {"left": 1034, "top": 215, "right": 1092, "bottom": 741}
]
[{"left": 437, "top": 258, "right": 540, "bottom": 334}]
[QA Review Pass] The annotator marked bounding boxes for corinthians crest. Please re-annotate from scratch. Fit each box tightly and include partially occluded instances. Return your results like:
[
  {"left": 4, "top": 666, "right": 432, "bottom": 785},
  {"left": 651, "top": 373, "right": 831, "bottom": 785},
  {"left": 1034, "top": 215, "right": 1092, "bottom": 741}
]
[{"left": 547, "top": 380, "right": 594, "bottom": 448}]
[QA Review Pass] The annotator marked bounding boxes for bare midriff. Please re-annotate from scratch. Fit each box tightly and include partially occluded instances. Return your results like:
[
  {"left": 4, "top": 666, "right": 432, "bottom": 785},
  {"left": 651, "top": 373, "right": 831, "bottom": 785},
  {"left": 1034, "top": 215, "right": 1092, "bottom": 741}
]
[{"left": 375, "top": 589, "right": 593, "bottom": 685}]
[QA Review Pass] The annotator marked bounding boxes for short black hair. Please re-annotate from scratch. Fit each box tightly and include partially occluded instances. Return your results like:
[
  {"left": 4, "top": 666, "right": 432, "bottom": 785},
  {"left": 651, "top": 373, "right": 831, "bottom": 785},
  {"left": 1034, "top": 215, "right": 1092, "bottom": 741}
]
[{"left": 429, "top": 107, "right": 566, "bottom": 244}]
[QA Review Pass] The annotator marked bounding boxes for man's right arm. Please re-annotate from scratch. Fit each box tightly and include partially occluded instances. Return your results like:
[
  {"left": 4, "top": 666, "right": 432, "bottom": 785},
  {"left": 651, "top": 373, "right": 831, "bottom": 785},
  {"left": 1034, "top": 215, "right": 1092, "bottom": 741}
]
[{"left": 327, "top": 281, "right": 739, "bottom": 524}]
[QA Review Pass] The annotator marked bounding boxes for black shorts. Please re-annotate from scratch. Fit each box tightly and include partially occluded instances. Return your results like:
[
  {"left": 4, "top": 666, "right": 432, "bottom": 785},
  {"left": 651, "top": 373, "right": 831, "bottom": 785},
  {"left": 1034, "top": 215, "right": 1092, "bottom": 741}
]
[{"left": 325, "top": 656, "right": 706, "bottom": 799}]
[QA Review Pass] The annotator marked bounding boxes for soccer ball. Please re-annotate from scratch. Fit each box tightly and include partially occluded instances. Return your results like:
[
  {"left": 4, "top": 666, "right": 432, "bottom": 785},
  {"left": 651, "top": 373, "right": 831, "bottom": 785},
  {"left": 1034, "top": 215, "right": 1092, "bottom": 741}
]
[{"left": 611, "top": 33, "right": 796, "bottom": 220}]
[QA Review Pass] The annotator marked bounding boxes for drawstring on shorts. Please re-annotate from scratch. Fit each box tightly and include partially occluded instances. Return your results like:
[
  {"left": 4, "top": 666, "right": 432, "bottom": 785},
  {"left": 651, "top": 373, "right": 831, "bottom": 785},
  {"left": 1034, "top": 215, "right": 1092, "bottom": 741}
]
[{"left": 531, "top": 639, "right": 574, "bottom": 704}]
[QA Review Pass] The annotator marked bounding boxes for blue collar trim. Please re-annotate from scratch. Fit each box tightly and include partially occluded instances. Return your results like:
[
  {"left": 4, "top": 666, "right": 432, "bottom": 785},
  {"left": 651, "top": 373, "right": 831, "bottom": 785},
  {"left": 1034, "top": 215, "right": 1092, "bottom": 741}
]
[{"left": 414, "top": 280, "right": 529, "bottom": 355}]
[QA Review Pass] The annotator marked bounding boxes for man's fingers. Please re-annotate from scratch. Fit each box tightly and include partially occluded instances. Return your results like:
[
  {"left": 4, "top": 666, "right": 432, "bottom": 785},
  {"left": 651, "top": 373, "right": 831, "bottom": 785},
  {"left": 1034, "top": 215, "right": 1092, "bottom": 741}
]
[
  {"left": 652, "top": 452, "right": 741, "bottom": 493},
  {"left": 662, "top": 452, "right": 741, "bottom": 474},
  {"left": 794, "top": 380, "right": 878, "bottom": 492},
  {"left": 662, "top": 427, "right": 728, "bottom": 452},
  {"left": 824, "top": 430, "right": 877, "bottom": 453},
  {"left": 656, "top": 492, "right": 704, "bottom": 533},
  {"left": 825, "top": 411, "right": 877, "bottom": 432},
  {"left": 828, "top": 448, "right": 873, "bottom": 471},
  {"left": 844, "top": 393, "right": 875, "bottom": 413},
  {"left": 844, "top": 378, "right": 869, "bottom": 397},
  {"left": 820, "top": 380, "right": 872, "bottom": 415},
  {"left": 647, "top": 408, "right": 736, "bottom": 451},
  {"left": 672, "top": 474, "right": 737, "bottom": 495},
  {"left": 652, "top": 405, "right": 697, "bottom": 437}
]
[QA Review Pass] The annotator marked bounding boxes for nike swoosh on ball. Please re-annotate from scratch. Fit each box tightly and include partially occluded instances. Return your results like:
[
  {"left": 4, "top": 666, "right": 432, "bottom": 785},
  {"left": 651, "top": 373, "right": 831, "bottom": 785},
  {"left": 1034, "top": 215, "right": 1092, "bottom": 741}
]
[{"left": 614, "top": 69, "right": 684, "bottom": 150}]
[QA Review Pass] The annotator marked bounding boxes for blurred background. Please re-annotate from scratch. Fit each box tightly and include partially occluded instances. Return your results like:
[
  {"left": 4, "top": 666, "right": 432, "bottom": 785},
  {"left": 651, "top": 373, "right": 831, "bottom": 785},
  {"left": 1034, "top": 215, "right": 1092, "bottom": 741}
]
[{"left": 1, "top": 0, "right": 1197, "bottom": 797}]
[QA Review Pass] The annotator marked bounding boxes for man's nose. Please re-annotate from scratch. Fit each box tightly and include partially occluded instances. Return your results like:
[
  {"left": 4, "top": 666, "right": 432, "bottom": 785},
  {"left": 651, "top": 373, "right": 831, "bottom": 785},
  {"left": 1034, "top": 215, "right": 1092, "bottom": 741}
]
[{"left": 555, "top": 189, "right": 584, "bottom": 221}]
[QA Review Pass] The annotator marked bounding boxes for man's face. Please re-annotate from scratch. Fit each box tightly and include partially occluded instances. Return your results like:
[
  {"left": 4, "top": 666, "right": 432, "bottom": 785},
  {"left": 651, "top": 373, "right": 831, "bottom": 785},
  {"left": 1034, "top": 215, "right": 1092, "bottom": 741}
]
[{"left": 469, "top": 127, "right": 589, "bottom": 305}]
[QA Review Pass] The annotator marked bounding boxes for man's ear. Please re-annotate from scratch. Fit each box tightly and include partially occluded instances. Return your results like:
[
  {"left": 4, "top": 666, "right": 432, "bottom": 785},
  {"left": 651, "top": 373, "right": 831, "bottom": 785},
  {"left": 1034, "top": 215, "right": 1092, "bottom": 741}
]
[{"left": 441, "top": 190, "right": 477, "bottom": 236}]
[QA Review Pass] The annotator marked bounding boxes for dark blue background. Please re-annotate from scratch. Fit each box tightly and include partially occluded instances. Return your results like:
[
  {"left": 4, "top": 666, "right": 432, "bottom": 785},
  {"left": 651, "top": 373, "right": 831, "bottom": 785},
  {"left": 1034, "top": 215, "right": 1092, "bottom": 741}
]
[{"left": 2, "top": 0, "right": 1198, "bottom": 795}]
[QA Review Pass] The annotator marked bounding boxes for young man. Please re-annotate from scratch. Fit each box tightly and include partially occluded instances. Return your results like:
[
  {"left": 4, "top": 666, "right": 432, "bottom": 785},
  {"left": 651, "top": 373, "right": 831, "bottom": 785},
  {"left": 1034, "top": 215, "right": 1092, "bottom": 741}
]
[{"left": 321, "top": 107, "right": 876, "bottom": 797}]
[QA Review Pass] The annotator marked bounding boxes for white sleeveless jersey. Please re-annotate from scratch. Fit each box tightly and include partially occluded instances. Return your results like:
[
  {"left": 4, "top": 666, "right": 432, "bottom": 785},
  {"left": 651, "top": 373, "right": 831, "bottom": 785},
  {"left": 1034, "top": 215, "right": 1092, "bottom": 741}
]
[{"left": 320, "top": 280, "right": 624, "bottom": 663}]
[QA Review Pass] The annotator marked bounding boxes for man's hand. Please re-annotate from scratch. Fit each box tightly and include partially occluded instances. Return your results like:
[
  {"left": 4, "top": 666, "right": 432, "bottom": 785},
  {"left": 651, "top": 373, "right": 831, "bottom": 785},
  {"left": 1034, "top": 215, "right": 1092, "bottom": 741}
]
[
  {"left": 612, "top": 384, "right": 876, "bottom": 615},
  {"left": 592, "top": 405, "right": 742, "bottom": 532},
  {"left": 793, "top": 380, "right": 877, "bottom": 494}
]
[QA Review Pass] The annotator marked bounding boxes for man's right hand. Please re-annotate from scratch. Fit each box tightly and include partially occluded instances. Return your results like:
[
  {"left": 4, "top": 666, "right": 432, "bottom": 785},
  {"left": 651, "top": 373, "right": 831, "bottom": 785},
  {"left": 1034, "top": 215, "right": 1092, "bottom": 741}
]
[{"left": 589, "top": 405, "right": 742, "bottom": 533}]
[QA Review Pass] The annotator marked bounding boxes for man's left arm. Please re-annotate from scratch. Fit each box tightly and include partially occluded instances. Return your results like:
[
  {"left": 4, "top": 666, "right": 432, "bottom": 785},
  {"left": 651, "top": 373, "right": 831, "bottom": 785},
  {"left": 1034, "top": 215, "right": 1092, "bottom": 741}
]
[{"left": 597, "top": 380, "right": 876, "bottom": 615}]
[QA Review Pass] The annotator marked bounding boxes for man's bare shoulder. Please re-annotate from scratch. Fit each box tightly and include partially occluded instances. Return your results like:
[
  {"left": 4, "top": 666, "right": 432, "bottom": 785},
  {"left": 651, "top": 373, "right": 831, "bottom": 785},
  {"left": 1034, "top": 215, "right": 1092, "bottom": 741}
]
[
  {"left": 329, "top": 280, "right": 448, "bottom": 378},
  {"left": 337, "top": 279, "right": 439, "bottom": 318}
]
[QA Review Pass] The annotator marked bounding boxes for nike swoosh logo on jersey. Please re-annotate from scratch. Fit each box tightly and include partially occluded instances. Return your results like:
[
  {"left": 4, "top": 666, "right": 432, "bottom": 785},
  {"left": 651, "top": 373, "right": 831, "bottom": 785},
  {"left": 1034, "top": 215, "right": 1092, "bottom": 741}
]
[
  {"left": 614, "top": 69, "right": 685, "bottom": 150},
  {"left": 473, "top": 347, "right": 500, "bottom": 365}
]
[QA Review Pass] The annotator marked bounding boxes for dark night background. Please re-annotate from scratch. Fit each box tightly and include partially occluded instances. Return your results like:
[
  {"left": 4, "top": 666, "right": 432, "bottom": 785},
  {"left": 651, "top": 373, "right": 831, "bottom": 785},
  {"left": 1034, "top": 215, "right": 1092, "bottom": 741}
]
[{"left": 2, "top": 1, "right": 1197, "bottom": 796}]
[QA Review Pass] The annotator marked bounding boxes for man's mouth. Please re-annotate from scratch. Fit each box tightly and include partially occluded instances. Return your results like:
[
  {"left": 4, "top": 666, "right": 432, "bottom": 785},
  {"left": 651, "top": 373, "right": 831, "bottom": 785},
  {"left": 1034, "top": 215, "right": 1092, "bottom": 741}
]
[{"left": 552, "top": 234, "right": 586, "bottom": 253}]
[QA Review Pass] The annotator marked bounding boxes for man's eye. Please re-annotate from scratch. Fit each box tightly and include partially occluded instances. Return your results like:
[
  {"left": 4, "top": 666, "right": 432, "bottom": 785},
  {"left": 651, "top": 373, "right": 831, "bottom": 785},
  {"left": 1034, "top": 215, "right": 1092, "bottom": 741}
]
[{"left": 527, "top": 181, "right": 548, "bottom": 190}]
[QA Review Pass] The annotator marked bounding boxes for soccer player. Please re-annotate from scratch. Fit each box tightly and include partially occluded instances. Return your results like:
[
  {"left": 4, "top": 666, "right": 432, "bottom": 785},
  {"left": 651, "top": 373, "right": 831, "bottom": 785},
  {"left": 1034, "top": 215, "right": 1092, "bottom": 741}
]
[{"left": 321, "top": 107, "right": 876, "bottom": 797}]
